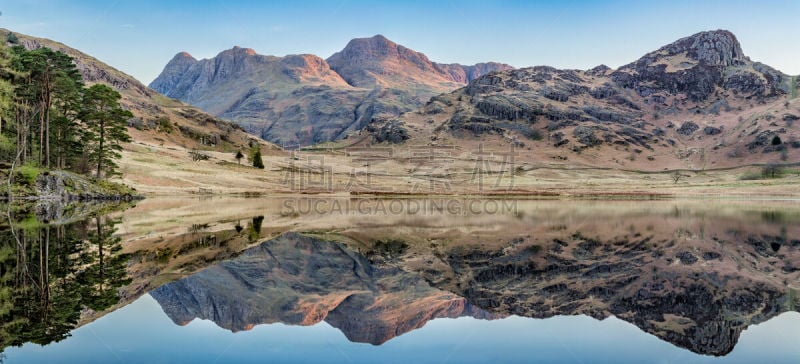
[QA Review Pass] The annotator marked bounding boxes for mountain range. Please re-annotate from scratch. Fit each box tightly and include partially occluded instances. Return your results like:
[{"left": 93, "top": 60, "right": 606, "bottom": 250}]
[
  {"left": 148, "top": 30, "right": 799, "bottom": 172},
  {"left": 149, "top": 35, "right": 512, "bottom": 146},
  {"left": 5, "top": 28, "right": 798, "bottom": 185}
]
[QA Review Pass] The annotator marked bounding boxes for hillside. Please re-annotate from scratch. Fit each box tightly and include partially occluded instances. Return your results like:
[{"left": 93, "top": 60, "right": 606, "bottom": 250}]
[
  {"left": 150, "top": 35, "right": 511, "bottom": 146},
  {"left": 364, "top": 30, "right": 799, "bottom": 171},
  {"left": 5, "top": 29, "right": 271, "bottom": 155}
]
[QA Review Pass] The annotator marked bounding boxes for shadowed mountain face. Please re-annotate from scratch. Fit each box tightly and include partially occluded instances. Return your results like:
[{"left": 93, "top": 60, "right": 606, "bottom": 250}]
[
  {"left": 150, "top": 35, "right": 511, "bottom": 146},
  {"left": 368, "top": 30, "right": 799, "bottom": 170},
  {"left": 325, "top": 35, "right": 509, "bottom": 89},
  {"left": 149, "top": 233, "right": 499, "bottom": 345},
  {"left": 150, "top": 207, "right": 800, "bottom": 356}
]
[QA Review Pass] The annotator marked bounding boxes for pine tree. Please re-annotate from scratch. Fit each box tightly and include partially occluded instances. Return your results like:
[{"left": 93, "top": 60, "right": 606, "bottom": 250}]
[
  {"left": 0, "top": 43, "right": 15, "bottom": 136},
  {"left": 80, "top": 84, "right": 132, "bottom": 179},
  {"left": 251, "top": 146, "right": 264, "bottom": 169},
  {"left": 49, "top": 52, "right": 84, "bottom": 169}
]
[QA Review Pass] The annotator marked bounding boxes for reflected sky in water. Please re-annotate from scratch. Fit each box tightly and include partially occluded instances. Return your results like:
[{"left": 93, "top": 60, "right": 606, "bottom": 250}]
[{"left": 6, "top": 294, "right": 800, "bottom": 364}]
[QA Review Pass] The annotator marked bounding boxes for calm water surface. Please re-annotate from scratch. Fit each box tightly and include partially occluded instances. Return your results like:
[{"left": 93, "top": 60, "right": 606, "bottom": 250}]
[{"left": 1, "top": 197, "right": 799, "bottom": 363}]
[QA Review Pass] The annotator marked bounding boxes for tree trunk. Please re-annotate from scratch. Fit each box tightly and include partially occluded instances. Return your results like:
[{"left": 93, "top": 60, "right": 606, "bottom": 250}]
[
  {"left": 97, "top": 119, "right": 105, "bottom": 179},
  {"left": 39, "top": 101, "right": 44, "bottom": 165},
  {"left": 97, "top": 217, "right": 104, "bottom": 292},
  {"left": 45, "top": 109, "right": 50, "bottom": 168}
]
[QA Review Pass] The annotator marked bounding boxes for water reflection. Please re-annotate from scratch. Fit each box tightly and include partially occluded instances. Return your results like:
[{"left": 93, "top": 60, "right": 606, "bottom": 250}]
[
  {"left": 0, "top": 212, "right": 128, "bottom": 352},
  {"left": 150, "top": 233, "right": 499, "bottom": 344},
  {"left": 1, "top": 197, "right": 799, "bottom": 361},
  {"left": 148, "top": 220, "right": 799, "bottom": 356}
]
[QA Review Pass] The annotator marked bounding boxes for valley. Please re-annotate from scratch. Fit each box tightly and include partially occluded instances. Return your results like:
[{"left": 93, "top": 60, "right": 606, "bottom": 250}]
[{"left": 2, "top": 29, "right": 799, "bottom": 198}]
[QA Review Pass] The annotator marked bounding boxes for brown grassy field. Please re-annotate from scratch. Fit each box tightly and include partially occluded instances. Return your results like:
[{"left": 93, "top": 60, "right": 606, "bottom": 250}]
[{"left": 117, "top": 137, "right": 800, "bottom": 197}]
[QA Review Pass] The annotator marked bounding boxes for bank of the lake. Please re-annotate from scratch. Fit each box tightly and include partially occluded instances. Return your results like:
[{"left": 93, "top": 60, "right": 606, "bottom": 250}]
[{"left": 1, "top": 168, "right": 143, "bottom": 202}]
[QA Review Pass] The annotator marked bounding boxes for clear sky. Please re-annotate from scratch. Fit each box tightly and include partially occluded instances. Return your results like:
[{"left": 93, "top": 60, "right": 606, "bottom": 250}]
[{"left": 1, "top": 0, "right": 798, "bottom": 84}]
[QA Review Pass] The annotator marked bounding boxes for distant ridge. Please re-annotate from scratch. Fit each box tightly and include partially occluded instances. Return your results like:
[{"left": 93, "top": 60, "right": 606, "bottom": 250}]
[{"left": 150, "top": 35, "right": 511, "bottom": 146}]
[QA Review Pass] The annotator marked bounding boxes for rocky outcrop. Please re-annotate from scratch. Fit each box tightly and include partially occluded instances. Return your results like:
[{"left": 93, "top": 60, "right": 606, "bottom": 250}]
[
  {"left": 611, "top": 30, "right": 787, "bottom": 101},
  {"left": 33, "top": 171, "right": 140, "bottom": 202},
  {"left": 677, "top": 121, "right": 699, "bottom": 136},
  {"left": 367, "top": 119, "right": 410, "bottom": 144},
  {"left": 658, "top": 30, "right": 745, "bottom": 67}
]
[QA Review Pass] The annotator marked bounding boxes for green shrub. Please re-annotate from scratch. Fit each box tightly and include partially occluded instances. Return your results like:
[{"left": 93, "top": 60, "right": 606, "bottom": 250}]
[
  {"left": 16, "top": 164, "right": 42, "bottom": 185},
  {"left": 156, "top": 117, "right": 174, "bottom": 134},
  {"left": 6, "top": 32, "right": 19, "bottom": 44},
  {"left": 0, "top": 134, "right": 15, "bottom": 160}
]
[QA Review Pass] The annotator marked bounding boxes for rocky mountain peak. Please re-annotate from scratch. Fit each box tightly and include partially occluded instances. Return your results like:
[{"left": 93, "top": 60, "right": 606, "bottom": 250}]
[
  {"left": 659, "top": 29, "right": 745, "bottom": 66},
  {"left": 329, "top": 34, "right": 436, "bottom": 70},
  {"left": 611, "top": 30, "right": 785, "bottom": 101},
  {"left": 334, "top": 34, "right": 405, "bottom": 60},
  {"left": 231, "top": 46, "right": 257, "bottom": 56},
  {"left": 150, "top": 51, "right": 200, "bottom": 95},
  {"left": 175, "top": 51, "right": 196, "bottom": 61},
  {"left": 216, "top": 46, "right": 258, "bottom": 60}
]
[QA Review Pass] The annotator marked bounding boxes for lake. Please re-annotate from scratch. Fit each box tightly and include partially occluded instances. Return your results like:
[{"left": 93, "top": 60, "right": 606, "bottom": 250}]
[{"left": 1, "top": 197, "right": 799, "bottom": 363}]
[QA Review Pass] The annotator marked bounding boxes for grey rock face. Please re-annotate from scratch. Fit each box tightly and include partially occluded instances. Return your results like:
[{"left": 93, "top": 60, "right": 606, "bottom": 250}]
[
  {"left": 669, "top": 30, "right": 745, "bottom": 67},
  {"left": 149, "top": 52, "right": 197, "bottom": 96},
  {"left": 611, "top": 30, "right": 786, "bottom": 101}
]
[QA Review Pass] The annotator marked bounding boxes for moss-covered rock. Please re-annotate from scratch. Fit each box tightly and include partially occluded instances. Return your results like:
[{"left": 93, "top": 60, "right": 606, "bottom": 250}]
[{"left": 33, "top": 170, "right": 141, "bottom": 201}]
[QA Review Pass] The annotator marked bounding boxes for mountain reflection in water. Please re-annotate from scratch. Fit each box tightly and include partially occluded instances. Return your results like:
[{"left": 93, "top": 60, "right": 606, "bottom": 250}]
[{"left": 2, "top": 198, "right": 799, "bottom": 362}]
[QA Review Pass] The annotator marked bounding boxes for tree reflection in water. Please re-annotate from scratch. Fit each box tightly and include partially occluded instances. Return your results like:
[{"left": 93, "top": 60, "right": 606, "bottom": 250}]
[{"left": 0, "top": 210, "right": 128, "bottom": 354}]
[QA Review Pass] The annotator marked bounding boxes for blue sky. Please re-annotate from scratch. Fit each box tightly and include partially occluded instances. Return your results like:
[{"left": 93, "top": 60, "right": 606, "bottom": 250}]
[{"left": 1, "top": 0, "right": 798, "bottom": 84}]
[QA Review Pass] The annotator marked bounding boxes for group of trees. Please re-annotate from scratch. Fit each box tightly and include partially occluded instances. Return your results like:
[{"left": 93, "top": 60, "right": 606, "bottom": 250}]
[
  {"left": 0, "top": 34, "right": 132, "bottom": 183},
  {"left": 233, "top": 145, "right": 264, "bottom": 169}
]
